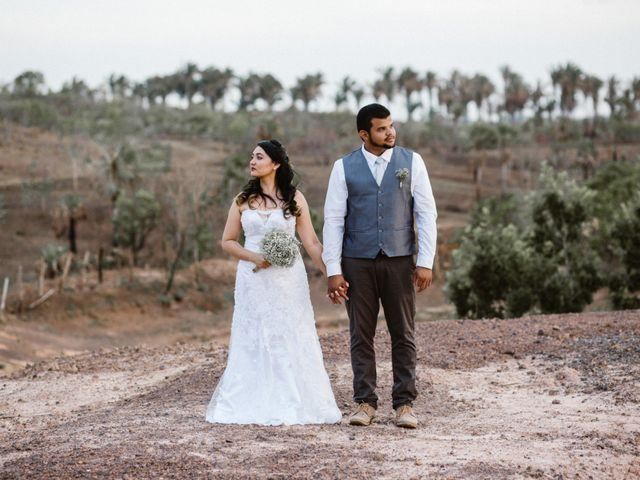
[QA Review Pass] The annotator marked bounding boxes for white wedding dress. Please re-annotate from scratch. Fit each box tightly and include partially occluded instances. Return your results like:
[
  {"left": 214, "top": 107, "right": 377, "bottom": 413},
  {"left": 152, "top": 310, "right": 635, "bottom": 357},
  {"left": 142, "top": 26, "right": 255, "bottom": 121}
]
[{"left": 205, "top": 208, "right": 342, "bottom": 425}]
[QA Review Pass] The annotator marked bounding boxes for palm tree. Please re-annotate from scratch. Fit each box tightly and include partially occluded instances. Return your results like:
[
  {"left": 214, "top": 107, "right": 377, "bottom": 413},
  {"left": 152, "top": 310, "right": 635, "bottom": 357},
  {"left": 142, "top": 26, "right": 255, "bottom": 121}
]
[
  {"left": 131, "top": 82, "right": 147, "bottom": 106},
  {"left": 60, "top": 77, "right": 94, "bottom": 102},
  {"left": 352, "top": 85, "right": 365, "bottom": 109},
  {"left": 397, "top": 67, "right": 423, "bottom": 120},
  {"left": 424, "top": 71, "right": 438, "bottom": 115},
  {"left": 258, "top": 73, "right": 283, "bottom": 110},
  {"left": 500, "top": 65, "right": 529, "bottom": 121},
  {"left": 174, "top": 62, "right": 200, "bottom": 107},
  {"left": 108, "top": 74, "right": 130, "bottom": 100},
  {"left": 619, "top": 88, "right": 637, "bottom": 120},
  {"left": 471, "top": 74, "right": 495, "bottom": 121},
  {"left": 236, "top": 73, "right": 262, "bottom": 110},
  {"left": 375, "top": 67, "right": 396, "bottom": 104},
  {"left": 440, "top": 70, "right": 473, "bottom": 123},
  {"left": 199, "top": 67, "right": 234, "bottom": 110},
  {"left": 290, "top": 73, "right": 324, "bottom": 111},
  {"left": 605, "top": 76, "right": 619, "bottom": 117},
  {"left": 13, "top": 71, "right": 45, "bottom": 97},
  {"left": 335, "top": 76, "right": 356, "bottom": 110},
  {"left": 578, "top": 74, "right": 603, "bottom": 119},
  {"left": 632, "top": 77, "right": 640, "bottom": 112},
  {"left": 57, "top": 194, "right": 86, "bottom": 254},
  {"left": 530, "top": 81, "right": 545, "bottom": 119},
  {"left": 550, "top": 62, "right": 583, "bottom": 116}
]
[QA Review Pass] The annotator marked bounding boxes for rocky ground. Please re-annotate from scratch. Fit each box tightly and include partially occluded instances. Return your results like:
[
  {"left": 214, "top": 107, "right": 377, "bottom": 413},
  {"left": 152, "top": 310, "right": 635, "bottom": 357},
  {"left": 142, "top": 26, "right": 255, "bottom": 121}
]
[{"left": 1, "top": 310, "right": 639, "bottom": 479}]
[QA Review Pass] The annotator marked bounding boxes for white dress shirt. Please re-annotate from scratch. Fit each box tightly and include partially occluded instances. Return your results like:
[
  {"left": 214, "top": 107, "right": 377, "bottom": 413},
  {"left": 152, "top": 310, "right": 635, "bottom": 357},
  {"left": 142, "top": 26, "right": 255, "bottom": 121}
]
[{"left": 322, "top": 145, "right": 438, "bottom": 277}]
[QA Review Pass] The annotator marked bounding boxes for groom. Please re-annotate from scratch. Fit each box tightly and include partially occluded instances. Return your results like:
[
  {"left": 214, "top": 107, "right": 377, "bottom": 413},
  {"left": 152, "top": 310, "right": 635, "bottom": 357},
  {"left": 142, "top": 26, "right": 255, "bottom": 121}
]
[{"left": 322, "top": 103, "right": 437, "bottom": 428}]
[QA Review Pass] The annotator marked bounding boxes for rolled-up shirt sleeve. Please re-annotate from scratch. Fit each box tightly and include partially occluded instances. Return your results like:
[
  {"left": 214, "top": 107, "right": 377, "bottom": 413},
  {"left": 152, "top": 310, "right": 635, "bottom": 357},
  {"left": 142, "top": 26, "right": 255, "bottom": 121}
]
[
  {"left": 412, "top": 152, "right": 438, "bottom": 269},
  {"left": 322, "top": 159, "right": 347, "bottom": 277}
]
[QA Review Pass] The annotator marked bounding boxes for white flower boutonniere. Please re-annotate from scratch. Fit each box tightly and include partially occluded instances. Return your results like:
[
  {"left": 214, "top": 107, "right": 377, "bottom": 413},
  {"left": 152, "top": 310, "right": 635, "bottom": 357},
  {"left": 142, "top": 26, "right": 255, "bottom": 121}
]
[{"left": 395, "top": 168, "right": 409, "bottom": 188}]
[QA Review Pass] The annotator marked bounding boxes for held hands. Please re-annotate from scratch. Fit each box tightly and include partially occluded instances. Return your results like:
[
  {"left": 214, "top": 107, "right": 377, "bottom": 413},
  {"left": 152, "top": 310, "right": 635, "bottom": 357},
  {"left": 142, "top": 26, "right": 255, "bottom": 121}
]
[
  {"left": 413, "top": 267, "right": 432, "bottom": 292},
  {"left": 327, "top": 275, "right": 350, "bottom": 304},
  {"left": 252, "top": 254, "right": 271, "bottom": 272}
]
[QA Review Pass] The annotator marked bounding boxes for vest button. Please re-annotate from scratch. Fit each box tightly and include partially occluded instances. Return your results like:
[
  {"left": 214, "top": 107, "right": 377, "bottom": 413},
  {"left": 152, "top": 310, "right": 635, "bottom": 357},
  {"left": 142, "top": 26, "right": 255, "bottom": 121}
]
[
  {"left": 378, "top": 203, "right": 383, "bottom": 207},
  {"left": 379, "top": 229, "right": 383, "bottom": 232},
  {"left": 379, "top": 216, "right": 383, "bottom": 219}
]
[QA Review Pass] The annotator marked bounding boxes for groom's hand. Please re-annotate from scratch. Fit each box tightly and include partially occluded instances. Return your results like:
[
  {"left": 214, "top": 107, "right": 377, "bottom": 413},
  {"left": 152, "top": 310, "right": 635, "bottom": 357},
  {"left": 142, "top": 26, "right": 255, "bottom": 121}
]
[
  {"left": 413, "top": 267, "right": 432, "bottom": 292},
  {"left": 327, "top": 275, "right": 350, "bottom": 304}
]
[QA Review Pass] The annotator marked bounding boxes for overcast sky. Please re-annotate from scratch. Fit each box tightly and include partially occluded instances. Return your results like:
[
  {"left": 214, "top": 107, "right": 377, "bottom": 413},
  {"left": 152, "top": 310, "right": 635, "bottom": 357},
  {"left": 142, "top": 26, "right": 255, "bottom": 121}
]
[{"left": 1, "top": 0, "right": 638, "bottom": 107}]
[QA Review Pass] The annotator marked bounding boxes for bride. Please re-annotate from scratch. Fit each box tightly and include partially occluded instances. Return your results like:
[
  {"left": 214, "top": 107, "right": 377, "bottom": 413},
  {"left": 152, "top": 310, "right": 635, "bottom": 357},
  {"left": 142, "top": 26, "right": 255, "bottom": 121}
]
[{"left": 205, "top": 139, "right": 342, "bottom": 425}]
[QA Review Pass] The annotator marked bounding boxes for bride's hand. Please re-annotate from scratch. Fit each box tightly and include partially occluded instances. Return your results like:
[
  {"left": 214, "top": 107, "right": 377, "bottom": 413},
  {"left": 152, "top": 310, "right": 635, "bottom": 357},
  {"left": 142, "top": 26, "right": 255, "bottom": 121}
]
[{"left": 252, "top": 254, "right": 271, "bottom": 272}]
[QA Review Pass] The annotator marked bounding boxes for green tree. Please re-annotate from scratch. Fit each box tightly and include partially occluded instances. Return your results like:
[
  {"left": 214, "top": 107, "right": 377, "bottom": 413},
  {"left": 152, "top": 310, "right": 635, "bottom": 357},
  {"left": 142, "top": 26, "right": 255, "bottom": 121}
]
[
  {"left": 199, "top": 67, "right": 233, "bottom": 110},
  {"left": 13, "top": 70, "right": 45, "bottom": 97},
  {"left": 397, "top": 67, "right": 423, "bottom": 120},
  {"left": 445, "top": 165, "right": 602, "bottom": 319},
  {"left": 500, "top": 65, "right": 529, "bottom": 121},
  {"left": 373, "top": 67, "right": 396, "bottom": 104},
  {"left": 471, "top": 73, "right": 495, "bottom": 121},
  {"left": 290, "top": 73, "right": 324, "bottom": 111},
  {"left": 174, "top": 62, "right": 200, "bottom": 107},
  {"left": 445, "top": 203, "right": 539, "bottom": 319},
  {"left": 236, "top": 73, "right": 262, "bottom": 110},
  {"left": 550, "top": 62, "right": 583, "bottom": 116},
  {"left": 112, "top": 189, "right": 161, "bottom": 266},
  {"left": 529, "top": 165, "right": 601, "bottom": 313},
  {"left": 578, "top": 74, "right": 603, "bottom": 119},
  {"left": 108, "top": 73, "right": 130, "bottom": 99},
  {"left": 605, "top": 76, "right": 619, "bottom": 117},
  {"left": 608, "top": 193, "right": 640, "bottom": 309},
  {"left": 424, "top": 70, "right": 438, "bottom": 115},
  {"left": 335, "top": 76, "right": 355, "bottom": 111},
  {"left": 57, "top": 194, "right": 86, "bottom": 254},
  {"left": 258, "top": 73, "right": 283, "bottom": 110}
]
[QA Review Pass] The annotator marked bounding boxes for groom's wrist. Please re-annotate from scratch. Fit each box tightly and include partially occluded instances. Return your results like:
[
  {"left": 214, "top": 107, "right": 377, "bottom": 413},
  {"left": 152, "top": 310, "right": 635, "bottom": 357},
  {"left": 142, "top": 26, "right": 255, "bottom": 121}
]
[{"left": 326, "top": 262, "right": 342, "bottom": 277}]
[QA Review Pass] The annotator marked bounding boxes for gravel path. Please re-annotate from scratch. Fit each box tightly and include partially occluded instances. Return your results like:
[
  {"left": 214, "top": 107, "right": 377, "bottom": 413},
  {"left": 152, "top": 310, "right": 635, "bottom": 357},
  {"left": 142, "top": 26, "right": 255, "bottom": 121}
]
[{"left": 2, "top": 310, "right": 639, "bottom": 479}]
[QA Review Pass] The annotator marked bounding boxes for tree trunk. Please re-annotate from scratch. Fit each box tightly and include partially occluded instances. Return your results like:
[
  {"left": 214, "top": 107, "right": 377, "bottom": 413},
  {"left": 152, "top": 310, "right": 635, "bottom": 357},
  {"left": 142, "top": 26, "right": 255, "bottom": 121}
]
[
  {"left": 98, "top": 247, "right": 104, "bottom": 284},
  {"left": 69, "top": 217, "right": 77, "bottom": 254},
  {"left": 165, "top": 232, "right": 186, "bottom": 294}
]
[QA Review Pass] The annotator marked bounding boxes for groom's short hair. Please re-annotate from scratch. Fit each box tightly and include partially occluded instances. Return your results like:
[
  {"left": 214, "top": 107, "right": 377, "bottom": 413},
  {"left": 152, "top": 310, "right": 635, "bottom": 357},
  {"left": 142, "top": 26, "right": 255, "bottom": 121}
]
[{"left": 357, "top": 103, "right": 391, "bottom": 134}]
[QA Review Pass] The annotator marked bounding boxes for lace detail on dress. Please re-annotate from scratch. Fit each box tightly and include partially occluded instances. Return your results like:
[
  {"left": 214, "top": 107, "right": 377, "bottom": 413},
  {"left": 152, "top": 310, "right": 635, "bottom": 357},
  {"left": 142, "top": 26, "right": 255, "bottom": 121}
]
[{"left": 205, "top": 209, "right": 342, "bottom": 425}]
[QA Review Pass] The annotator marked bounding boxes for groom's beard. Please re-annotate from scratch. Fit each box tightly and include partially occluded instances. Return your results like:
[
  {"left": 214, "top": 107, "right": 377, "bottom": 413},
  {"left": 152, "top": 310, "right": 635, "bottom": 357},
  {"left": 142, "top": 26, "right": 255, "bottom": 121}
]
[{"left": 370, "top": 137, "right": 396, "bottom": 150}]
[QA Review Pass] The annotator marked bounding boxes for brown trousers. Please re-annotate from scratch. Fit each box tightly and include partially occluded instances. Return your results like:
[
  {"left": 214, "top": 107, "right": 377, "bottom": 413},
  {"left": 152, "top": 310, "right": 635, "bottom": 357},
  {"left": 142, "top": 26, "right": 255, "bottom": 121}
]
[{"left": 342, "top": 254, "right": 417, "bottom": 410}]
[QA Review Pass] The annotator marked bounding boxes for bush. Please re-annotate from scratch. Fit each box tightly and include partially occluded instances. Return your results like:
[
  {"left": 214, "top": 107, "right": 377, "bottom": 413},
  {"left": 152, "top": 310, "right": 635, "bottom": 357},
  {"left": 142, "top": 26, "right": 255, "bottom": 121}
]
[
  {"left": 445, "top": 164, "right": 602, "bottom": 318},
  {"left": 608, "top": 194, "right": 640, "bottom": 309},
  {"left": 446, "top": 219, "right": 540, "bottom": 318},
  {"left": 112, "top": 189, "right": 161, "bottom": 265},
  {"left": 41, "top": 244, "right": 68, "bottom": 278},
  {"left": 612, "top": 121, "right": 640, "bottom": 144}
]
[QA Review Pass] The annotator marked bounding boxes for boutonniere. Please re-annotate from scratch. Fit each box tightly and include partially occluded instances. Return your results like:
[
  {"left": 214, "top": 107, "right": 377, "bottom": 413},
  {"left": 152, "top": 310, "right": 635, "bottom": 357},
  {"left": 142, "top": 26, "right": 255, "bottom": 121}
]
[{"left": 395, "top": 168, "right": 409, "bottom": 188}]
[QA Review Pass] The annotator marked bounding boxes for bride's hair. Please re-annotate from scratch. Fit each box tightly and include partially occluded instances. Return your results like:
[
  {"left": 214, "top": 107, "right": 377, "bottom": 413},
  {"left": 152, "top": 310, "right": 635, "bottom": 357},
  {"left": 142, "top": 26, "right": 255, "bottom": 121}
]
[{"left": 236, "top": 139, "right": 300, "bottom": 217}]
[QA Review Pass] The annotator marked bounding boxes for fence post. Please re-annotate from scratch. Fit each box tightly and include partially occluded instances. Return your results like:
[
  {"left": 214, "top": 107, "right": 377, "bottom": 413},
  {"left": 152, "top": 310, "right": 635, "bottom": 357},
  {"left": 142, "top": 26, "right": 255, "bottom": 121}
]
[{"left": 0, "top": 277, "right": 9, "bottom": 311}]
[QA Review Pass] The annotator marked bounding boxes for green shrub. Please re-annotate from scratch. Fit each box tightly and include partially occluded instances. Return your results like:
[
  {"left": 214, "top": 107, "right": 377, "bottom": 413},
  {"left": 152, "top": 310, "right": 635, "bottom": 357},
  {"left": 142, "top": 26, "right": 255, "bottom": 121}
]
[
  {"left": 112, "top": 189, "right": 161, "bottom": 265},
  {"left": 41, "top": 244, "right": 68, "bottom": 278},
  {"left": 608, "top": 193, "right": 640, "bottom": 309},
  {"left": 445, "top": 164, "right": 602, "bottom": 318}
]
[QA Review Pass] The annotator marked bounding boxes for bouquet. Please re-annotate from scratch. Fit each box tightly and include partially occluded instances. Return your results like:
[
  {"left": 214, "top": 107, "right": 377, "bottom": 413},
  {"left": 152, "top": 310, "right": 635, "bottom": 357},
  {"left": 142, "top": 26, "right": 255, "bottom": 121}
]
[{"left": 254, "top": 228, "right": 301, "bottom": 272}]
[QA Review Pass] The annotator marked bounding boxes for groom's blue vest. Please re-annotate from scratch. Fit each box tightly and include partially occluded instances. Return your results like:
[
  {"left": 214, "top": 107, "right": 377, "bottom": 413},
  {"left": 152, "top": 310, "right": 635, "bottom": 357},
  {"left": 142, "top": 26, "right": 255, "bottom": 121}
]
[{"left": 342, "top": 146, "right": 416, "bottom": 259}]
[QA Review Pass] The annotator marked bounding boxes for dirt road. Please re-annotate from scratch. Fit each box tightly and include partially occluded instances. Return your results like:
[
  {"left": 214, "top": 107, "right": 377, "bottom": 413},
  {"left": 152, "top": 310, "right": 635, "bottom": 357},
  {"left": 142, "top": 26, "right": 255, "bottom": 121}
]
[{"left": 1, "top": 310, "right": 639, "bottom": 479}]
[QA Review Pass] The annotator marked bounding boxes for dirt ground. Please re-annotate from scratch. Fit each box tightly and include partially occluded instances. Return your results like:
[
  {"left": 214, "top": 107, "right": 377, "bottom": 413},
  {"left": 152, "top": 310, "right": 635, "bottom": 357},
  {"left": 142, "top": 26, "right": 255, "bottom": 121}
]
[{"left": 1, "top": 309, "right": 639, "bottom": 479}]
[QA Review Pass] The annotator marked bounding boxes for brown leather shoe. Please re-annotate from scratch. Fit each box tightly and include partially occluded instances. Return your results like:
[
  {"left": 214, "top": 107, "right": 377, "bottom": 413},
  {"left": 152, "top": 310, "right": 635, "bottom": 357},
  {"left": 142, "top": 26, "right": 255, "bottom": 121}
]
[
  {"left": 395, "top": 405, "right": 418, "bottom": 429},
  {"left": 349, "top": 403, "right": 376, "bottom": 426}
]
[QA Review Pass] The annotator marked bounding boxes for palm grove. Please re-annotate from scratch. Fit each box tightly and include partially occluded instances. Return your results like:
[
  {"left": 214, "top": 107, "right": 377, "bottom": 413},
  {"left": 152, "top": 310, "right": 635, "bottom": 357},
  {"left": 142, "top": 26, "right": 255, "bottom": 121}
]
[{"left": 1, "top": 61, "right": 639, "bottom": 316}]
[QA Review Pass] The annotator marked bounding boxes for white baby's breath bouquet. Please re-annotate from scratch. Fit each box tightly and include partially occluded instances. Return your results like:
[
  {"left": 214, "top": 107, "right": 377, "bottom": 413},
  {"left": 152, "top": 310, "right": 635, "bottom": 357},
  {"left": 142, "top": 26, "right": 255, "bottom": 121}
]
[{"left": 254, "top": 228, "right": 301, "bottom": 272}]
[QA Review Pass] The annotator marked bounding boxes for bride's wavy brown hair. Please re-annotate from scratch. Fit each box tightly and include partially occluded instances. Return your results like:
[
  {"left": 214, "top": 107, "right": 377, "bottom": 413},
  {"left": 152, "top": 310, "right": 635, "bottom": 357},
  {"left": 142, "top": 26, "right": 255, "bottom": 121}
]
[{"left": 236, "top": 139, "right": 301, "bottom": 218}]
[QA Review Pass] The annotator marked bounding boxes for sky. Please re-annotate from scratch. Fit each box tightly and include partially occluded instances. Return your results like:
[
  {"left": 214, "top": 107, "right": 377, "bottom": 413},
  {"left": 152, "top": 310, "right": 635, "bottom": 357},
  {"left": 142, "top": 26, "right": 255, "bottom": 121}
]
[{"left": 1, "top": 0, "right": 639, "bottom": 113}]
